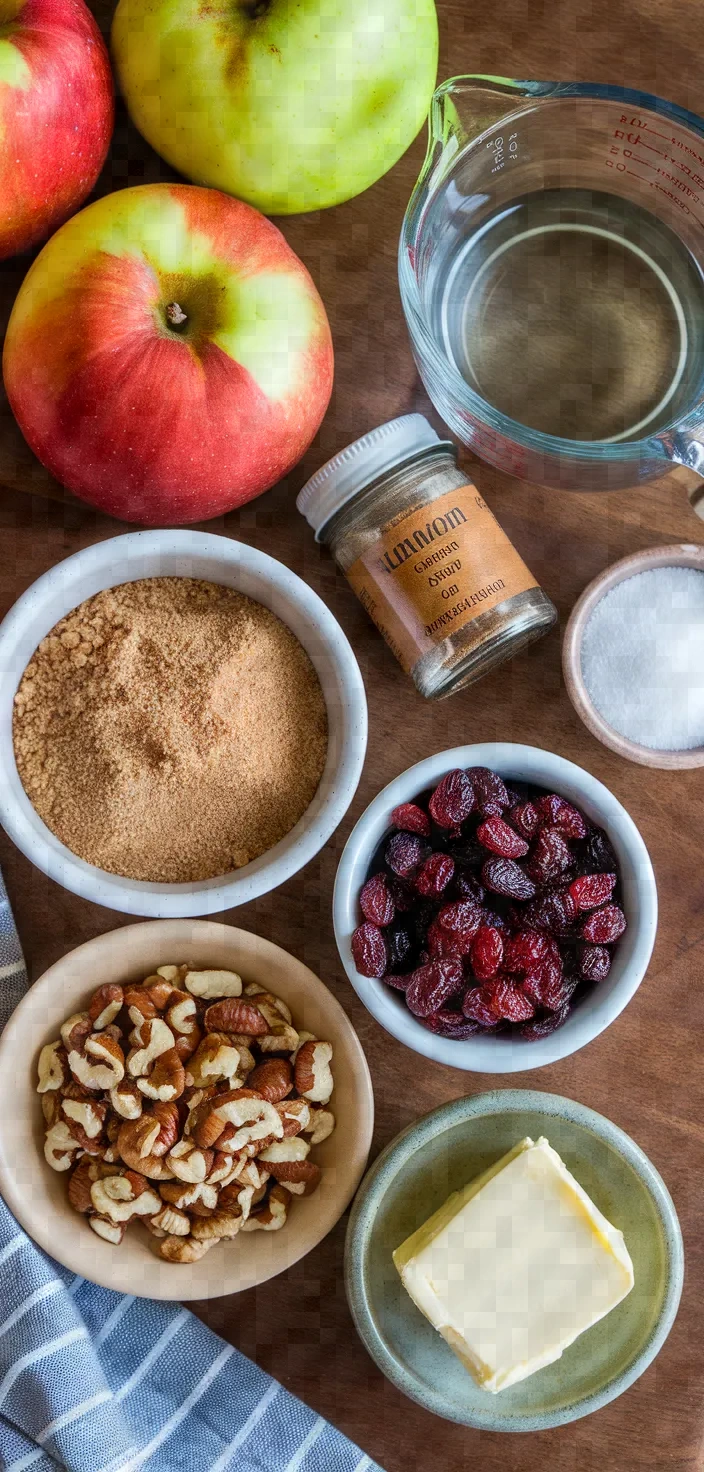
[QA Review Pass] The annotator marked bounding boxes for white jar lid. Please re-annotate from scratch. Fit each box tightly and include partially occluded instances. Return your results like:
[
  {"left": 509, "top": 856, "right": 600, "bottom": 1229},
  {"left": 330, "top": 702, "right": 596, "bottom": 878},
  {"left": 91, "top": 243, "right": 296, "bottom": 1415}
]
[{"left": 296, "top": 414, "right": 451, "bottom": 540}]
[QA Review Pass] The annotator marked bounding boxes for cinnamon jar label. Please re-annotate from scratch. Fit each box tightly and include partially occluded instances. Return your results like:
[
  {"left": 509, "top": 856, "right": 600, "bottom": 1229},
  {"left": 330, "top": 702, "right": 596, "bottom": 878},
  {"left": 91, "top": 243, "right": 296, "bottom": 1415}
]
[{"left": 346, "top": 484, "right": 538, "bottom": 674}]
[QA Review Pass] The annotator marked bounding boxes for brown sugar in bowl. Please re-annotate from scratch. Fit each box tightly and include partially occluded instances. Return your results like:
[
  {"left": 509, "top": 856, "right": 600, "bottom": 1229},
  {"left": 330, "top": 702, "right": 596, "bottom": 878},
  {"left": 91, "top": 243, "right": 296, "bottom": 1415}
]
[
  {"left": 562, "top": 543, "right": 704, "bottom": 771},
  {"left": 0, "top": 531, "right": 367, "bottom": 915}
]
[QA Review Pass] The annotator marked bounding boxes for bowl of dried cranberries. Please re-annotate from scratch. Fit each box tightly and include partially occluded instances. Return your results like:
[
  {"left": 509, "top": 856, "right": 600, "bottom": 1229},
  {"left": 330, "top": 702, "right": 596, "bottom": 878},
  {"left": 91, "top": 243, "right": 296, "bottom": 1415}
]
[{"left": 333, "top": 745, "right": 657, "bottom": 1072}]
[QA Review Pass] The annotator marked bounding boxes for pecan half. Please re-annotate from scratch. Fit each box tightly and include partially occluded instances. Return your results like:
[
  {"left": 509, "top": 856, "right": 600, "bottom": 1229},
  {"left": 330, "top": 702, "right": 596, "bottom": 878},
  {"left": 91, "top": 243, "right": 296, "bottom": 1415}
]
[
  {"left": 247, "top": 1058, "right": 293, "bottom": 1103},
  {"left": 36, "top": 1040, "right": 68, "bottom": 1093},
  {"left": 69, "top": 1033, "right": 125, "bottom": 1092},
  {"left": 158, "top": 1235, "right": 214, "bottom": 1262},
  {"left": 241, "top": 1184, "right": 291, "bottom": 1232},
  {"left": 167, "top": 1138, "right": 213, "bottom": 1183},
  {"left": 303, "top": 1107, "right": 335, "bottom": 1146},
  {"left": 109, "top": 1079, "right": 143, "bottom": 1120},
  {"left": 137, "top": 1048, "right": 185, "bottom": 1102},
  {"left": 88, "top": 984, "right": 124, "bottom": 1030},
  {"left": 275, "top": 1098, "right": 311, "bottom": 1138},
  {"left": 294, "top": 1040, "right": 333, "bottom": 1104},
  {"left": 203, "top": 1000, "right": 268, "bottom": 1036},
  {"left": 185, "top": 969, "right": 242, "bottom": 1000},
  {"left": 127, "top": 1018, "right": 175, "bottom": 1077},
  {"left": 117, "top": 1116, "right": 175, "bottom": 1179},
  {"left": 186, "top": 1033, "right": 243, "bottom": 1089}
]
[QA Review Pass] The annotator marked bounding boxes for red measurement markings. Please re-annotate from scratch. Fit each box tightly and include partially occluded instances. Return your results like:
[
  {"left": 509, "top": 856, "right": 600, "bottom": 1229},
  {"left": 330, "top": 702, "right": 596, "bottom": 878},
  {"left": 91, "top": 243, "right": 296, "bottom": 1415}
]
[
  {"left": 620, "top": 114, "right": 672, "bottom": 142},
  {"left": 605, "top": 144, "right": 704, "bottom": 219}
]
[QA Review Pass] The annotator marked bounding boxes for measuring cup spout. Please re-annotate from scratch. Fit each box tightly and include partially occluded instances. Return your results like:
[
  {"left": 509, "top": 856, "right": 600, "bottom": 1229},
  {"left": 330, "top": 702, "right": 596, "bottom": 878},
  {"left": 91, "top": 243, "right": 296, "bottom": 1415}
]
[{"left": 413, "top": 75, "right": 562, "bottom": 213}]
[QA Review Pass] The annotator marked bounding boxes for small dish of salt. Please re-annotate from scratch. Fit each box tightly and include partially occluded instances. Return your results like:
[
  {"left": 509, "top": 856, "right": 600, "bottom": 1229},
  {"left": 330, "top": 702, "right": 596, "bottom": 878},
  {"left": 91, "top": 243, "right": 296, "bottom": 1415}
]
[{"left": 563, "top": 544, "right": 704, "bottom": 769}]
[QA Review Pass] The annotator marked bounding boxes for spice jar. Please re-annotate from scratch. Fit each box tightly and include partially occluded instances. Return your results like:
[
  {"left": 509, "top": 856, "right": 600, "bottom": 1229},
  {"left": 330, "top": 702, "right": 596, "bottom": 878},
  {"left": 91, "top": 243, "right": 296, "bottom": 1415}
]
[{"left": 297, "top": 415, "right": 556, "bottom": 699}]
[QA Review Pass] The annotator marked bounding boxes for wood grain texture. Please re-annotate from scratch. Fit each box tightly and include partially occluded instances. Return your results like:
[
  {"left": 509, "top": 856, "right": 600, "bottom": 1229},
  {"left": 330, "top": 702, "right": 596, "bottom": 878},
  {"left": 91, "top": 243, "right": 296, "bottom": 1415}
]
[{"left": 1, "top": 0, "right": 703, "bottom": 1467}]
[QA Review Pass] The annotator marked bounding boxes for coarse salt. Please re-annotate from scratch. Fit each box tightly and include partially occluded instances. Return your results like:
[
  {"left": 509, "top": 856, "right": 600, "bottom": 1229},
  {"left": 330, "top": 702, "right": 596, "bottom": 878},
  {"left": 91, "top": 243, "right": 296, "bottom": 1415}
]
[{"left": 580, "top": 565, "right": 704, "bottom": 751}]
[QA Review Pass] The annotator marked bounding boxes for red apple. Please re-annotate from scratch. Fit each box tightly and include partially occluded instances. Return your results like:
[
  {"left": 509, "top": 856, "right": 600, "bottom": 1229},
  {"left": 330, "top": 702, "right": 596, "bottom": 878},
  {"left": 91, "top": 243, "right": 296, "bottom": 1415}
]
[
  {"left": 3, "top": 183, "right": 334, "bottom": 524},
  {"left": 0, "top": 0, "right": 113, "bottom": 259}
]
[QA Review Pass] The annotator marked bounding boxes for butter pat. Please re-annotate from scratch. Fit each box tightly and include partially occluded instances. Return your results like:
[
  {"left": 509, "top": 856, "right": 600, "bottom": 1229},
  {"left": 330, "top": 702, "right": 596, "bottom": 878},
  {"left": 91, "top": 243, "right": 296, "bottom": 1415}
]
[{"left": 393, "top": 1136, "right": 634, "bottom": 1394}]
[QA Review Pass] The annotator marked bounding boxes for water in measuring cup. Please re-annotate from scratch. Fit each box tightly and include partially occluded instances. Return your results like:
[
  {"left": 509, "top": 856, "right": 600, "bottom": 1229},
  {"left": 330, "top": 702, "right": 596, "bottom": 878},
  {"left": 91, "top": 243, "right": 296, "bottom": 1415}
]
[{"left": 436, "top": 188, "right": 704, "bottom": 442}]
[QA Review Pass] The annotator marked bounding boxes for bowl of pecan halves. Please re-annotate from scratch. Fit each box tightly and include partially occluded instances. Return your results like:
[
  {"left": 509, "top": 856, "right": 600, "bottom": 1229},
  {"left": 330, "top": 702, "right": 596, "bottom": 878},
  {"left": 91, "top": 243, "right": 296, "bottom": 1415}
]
[{"left": 0, "top": 920, "right": 374, "bottom": 1298}]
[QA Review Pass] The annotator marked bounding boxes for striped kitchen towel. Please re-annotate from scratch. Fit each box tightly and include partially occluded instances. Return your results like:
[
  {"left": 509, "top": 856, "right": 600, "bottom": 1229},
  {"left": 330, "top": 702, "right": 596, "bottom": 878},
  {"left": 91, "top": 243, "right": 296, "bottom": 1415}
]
[{"left": 0, "top": 874, "right": 383, "bottom": 1472}]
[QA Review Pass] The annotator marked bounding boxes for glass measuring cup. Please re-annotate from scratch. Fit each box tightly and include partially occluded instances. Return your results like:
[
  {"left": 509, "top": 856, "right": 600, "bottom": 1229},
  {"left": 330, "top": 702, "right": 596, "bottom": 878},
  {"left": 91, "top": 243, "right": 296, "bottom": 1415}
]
[{"left": 400, "top": 77, "right": 704, "bottom": 490}]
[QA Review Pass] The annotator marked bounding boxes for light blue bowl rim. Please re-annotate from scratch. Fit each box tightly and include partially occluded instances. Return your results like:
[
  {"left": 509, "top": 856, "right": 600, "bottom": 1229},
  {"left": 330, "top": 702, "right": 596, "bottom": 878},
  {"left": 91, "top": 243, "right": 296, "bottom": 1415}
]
[{"left": 344, "top": 1089, "right": 684, "bottom": 1432}]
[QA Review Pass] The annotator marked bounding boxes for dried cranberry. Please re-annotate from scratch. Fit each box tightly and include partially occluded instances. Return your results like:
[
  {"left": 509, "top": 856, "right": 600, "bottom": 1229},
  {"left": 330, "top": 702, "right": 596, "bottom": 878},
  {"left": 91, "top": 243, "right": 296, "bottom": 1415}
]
[
  {"left": 390, "top": 801, "right": 432, "bottom": 837},
  {"left": 427, "top": 921, "right": 467, "bottom": 959},
  {"left": 452, "top": 870, "right": 486, "bottom": 902},
  {"left": 387, "top": 876, "right": 415, "bottom": 912},
  {"left": 579, "top": 944, "right": 612, "bottom": 983},
  {"left": 428, "top": 769, "right": 475, "bottom": 827},
  {"left": 385, "top": 831, "right": 428, "bottom": 878},
  {"left": 448, "top": 838, "right": 485, "bottom": 871},
  {"left": 569, "top": 873, "right": 617, "bottom": 912},
  {"left": 351, "top": 922, "right": 387, "bottom": 978},
  {"left": 508, "top": 800, "right": 541, "bottom": 840},
  {"left": 386, "top": 925, "right": 414, "bottom": 972},
  {"left": 462, "top": 985, "right": 501, "bottom": 1026},
  {"left": 467, "top": 766, "right": 510, "bottom": 816},
  {"left": 520, "top": 1004, "right": 570, "bottom": 1040},
  {"left": 476, "top": 816, "right": 529, "bottom": 859},
  {"left": 415, "top": 853, "right": 455, "bottom": 897},
  {"left": 482, "top": 909, "right": 512, "bottom": 936},
  {"left": 527, "top": 827, "right": 572, "bottom": 884},
  {"left": 535, "top": 794, "right": 588, "bottom": 839},
  {"left": 383, "top": 972, "right": 412, "bottom": 991},
  {"left": 470, "top": 926, "right": 504, "bottom": 981},
  {"left": 485, "top": 978, "right": 535, "bottom": 1022},
  {"left": 581, "top": 904, "right": 627, "bottom": 944},
  {"left": 406, "top": 960, "right": 464, "bottom": 1017},
  {"left": 482, "top": 857, "right": 537, "bottom": 900},
  {"left": 504, "top": 929, "right": 550, "bottom": 973},
  {"left": 437, "top": 898, "right": 482, "bottom": 936},
  {"left": 359, "top": 873, "right": 395, "bottom": 927},
  {"left": 583, "top": 827, "right": 618, "bottom": 873},
  {"left": 523, "top": 953, "right": 564, "bottom": 1010},
  {"left": 412, "top": 900, "right": 436, "bottom": 947},
  {"left": 421, "top": 1011, "right": 482, "bottom": 1039},
  {"left": 523, "top": 888, "right": 576, "bottom": 936}
]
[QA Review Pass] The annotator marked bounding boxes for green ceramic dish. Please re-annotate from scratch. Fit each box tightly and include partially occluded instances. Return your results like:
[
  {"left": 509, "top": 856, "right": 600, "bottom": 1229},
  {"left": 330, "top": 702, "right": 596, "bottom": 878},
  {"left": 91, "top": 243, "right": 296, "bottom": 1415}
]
[{"left": 345, "top": 1090, "right": 683, "bottom": 1431}]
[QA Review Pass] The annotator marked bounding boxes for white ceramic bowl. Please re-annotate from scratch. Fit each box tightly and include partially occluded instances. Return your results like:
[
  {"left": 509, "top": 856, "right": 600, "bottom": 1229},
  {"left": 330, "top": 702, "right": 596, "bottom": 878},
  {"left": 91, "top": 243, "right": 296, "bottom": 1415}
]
[
  {"left": 0, "top": 531, "right": 367, "bottom": 917},
  {"left": 333, "top": 744, "right": 657, "bottom": 1073},
  {"left": 0, "top": 920, "right": 374, "bottom": 1299}
]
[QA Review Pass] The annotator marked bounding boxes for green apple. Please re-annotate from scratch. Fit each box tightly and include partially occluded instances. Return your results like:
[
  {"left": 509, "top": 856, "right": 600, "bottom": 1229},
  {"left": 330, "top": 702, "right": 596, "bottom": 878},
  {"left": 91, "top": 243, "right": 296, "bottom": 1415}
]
[{"left": 111, "top": 0, "right": 438, "bottom": 215}]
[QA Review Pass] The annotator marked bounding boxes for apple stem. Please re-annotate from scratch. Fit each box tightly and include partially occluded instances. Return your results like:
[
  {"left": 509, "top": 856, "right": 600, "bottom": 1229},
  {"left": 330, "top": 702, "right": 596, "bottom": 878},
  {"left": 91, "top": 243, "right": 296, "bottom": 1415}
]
[{"left": 166, "top": 302, "right": 187, "bottom": 327}]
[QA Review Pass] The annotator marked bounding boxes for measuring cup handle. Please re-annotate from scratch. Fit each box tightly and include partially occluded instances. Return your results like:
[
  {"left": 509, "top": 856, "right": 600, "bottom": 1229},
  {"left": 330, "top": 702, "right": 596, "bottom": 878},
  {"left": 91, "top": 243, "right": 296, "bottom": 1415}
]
[
  {"left": 663, "top": 432, "right": 704, "bottom": 515},
  {"left": 665, "top": 430, "right": 704, "bottom": 475}
]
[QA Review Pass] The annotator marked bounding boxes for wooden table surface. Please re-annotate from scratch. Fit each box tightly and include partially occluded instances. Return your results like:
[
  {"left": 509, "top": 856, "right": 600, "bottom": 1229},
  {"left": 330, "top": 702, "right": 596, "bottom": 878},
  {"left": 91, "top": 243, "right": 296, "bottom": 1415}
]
[{"left": 2, "top": 0, "right": 704, "bottom": 1468}]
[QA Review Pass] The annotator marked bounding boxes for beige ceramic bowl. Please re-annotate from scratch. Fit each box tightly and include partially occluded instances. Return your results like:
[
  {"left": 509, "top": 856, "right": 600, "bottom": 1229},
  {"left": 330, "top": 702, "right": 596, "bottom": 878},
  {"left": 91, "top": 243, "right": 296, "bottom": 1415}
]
[
  {"left": 563, "top": 543, "right": 704, "bottom": 770},
  {"left": 0, "top": 920, "right": 374, "bottom": 1300}
]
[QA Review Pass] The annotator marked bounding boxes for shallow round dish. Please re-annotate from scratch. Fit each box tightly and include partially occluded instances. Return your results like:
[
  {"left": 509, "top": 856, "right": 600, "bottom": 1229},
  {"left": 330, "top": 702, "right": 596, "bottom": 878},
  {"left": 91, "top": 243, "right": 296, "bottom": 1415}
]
[
  {"left": 0, "top": 919, "right": 374, "bottom": 1300},
  {"left": 563, "top": 543, "right": 704, "bottom": 770},
  {"left": 0, "top": 529, "right": 367, "bottom": 916},
  {"left": 345, "top": 1089, "right": 683, "bottom": 1430},
  {"left": 333, "top": 743, "right": 657, "bottom": 1073}
]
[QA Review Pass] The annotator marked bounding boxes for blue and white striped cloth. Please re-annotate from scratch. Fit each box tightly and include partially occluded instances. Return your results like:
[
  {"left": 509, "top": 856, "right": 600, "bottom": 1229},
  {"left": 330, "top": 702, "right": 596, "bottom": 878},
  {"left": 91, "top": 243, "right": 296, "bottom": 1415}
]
[{"left": 0, "top": 874, "right": 383, "bottom": 1472}]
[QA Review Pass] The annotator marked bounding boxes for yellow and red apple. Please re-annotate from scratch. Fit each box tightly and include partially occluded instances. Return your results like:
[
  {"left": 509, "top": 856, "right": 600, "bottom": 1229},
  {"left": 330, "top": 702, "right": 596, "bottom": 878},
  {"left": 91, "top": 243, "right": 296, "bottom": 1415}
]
[
  {"left": 0, "top": 0, "right": 113, "bottom": 259},
  {"left": 3, "top": 183, "right": 334, "bottom": 524},
  {"left": 111, "top": 0, "right": 438, "bottom": 215}
]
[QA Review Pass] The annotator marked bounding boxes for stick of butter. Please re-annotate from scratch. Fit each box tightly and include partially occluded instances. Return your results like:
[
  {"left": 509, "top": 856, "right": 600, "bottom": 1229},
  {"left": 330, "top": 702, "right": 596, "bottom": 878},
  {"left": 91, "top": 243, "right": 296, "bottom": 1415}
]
[{"left": 393, "top": 1136, "right": 634, "bottom": 1393}]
